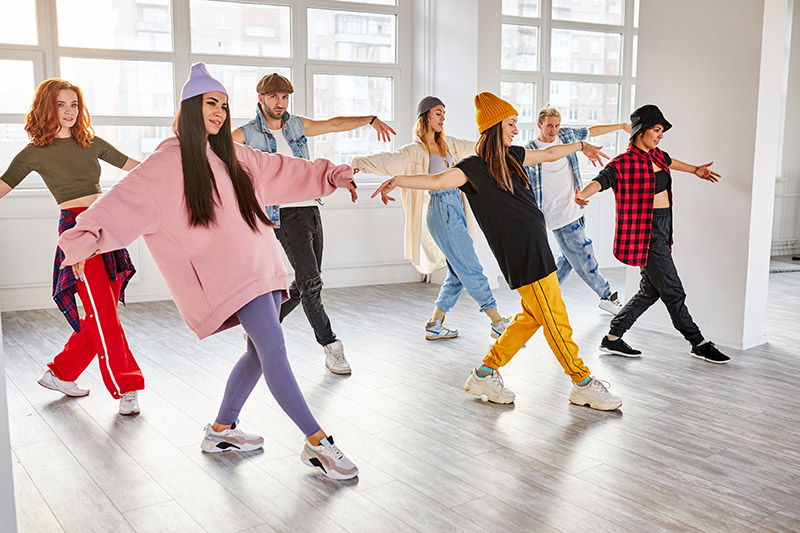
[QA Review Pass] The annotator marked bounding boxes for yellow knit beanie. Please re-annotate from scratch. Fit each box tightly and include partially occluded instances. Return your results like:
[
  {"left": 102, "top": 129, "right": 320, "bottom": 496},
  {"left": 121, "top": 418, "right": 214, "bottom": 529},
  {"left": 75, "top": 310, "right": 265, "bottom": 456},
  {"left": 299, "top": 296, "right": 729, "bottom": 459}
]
[{"left": 474, "top": 92, "right": 518, "bottom": 133}]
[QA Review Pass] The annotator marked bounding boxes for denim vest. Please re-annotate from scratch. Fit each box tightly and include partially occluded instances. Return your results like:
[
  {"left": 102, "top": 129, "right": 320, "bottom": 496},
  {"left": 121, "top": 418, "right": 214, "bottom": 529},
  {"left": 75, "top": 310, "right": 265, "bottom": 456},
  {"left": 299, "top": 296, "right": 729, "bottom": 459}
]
[{"left": 239, "top": 106, "right": 317, "bottom": 226}]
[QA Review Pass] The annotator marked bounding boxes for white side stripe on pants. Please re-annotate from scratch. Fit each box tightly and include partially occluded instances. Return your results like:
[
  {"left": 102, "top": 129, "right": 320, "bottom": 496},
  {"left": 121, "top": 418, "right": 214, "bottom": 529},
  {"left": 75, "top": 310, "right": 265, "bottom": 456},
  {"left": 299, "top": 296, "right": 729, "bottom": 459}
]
[{"left": 82, "top": 276, "right": 122, "bottom": 396}]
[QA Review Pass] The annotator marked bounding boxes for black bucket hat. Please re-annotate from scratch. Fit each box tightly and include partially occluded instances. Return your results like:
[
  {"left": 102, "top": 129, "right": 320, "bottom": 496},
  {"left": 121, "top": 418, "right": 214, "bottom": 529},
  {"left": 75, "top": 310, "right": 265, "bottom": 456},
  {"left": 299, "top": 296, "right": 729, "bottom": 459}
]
[{"left": 630, "top": 104, "right": 672, "bottom": 138}]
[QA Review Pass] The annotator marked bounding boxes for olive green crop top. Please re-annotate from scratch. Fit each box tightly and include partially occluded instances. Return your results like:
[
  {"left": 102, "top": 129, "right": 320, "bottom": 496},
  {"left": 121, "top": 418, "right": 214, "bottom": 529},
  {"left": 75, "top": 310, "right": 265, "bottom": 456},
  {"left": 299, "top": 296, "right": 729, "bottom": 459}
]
[{"left": 0, "top": 136, "right": 128, "bottom": 204}]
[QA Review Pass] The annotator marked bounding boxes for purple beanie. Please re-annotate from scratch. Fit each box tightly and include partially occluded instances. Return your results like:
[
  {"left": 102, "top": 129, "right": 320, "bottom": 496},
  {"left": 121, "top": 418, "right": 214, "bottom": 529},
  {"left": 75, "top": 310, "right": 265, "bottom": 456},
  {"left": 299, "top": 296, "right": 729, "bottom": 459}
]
[{"left": 180, "top": 63, "right": 228, "bottom": 102}]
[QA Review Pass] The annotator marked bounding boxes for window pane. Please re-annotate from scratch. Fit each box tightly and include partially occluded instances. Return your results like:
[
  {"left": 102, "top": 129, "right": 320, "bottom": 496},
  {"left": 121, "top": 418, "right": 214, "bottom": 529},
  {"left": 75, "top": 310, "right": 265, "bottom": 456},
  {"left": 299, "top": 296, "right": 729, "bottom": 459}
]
[
  {"left": 634, "top": 0, "right": 640, "bottom": 27},
  {"left": 632, "top": 34, "right": 638, "bottom": 77},
  {"left": 0, "top": 60, "right": 36, "bottom": 114},
  {"left": 551, "top": 29, "right": 621, "bottom": 75},
  {"left": 500, "top": 81, "right": 536, "bottom": 123},
  {"left": 0, "top": 124, "right": 43, "bottom": 189},
  {"left": 60, "top": 58, "right": 174, "bottom": 116},
  {"left": 502, "top": 0, "right": 539, "bottom": 17},
  {"left": 57, "top": 0, "right": 172, "bottom": 51},
  {"left": 191, "top": 1, "right": 291, "bottom": 58},
  {"left": 502, "top": 24, "right": 539, "bottom": 71},
  {"left": 93, "top": 125, "right": 172, "bottom": 183},
  {"left": 205, "top": 65, "right": 291, "bottom": 120},
  {"left": 630, "top": 84, "right": 636, "bottom": 114},
  {"left": 328, "top": 0, "right": 396, "bottom": 4},
  {"left": 0, "top": 0, "right": 37, "bottom": 45},
  {"left": 311, "top": 74, "right": 393, "bottom": 165},
  {"left": 549, "top": 80, "right": 619, "bottom": 124},
  {"left": 308, "top": 9, "right": 396, "bottom": 63},
  {"left": 552, "top": 0, "right": 623, "bottom": 25}
]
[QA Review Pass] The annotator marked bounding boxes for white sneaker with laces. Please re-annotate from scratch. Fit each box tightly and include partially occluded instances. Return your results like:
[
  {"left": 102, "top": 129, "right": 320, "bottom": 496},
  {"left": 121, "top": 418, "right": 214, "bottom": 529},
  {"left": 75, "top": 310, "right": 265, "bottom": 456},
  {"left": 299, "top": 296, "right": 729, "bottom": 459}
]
[
  {"left": 301, "top": 435, "right": 358, "bottom": 480},
  {"left": 491, "top": 317, "right": 511, "bottom": 339},
  {"left": 324, "top": 340, "right": 351, "bottom": 375},
  {"left": 598, "top": 292, "right": 623, "bottom": 315},
  {"left": 464, "top": 368, "right": 515, "bottom": 404},
  {"left": 201, "top": 424, "right": 264, "bottom": 453},
  {"left": 37, "top": 369, "right": 89, "bottom": 397},
  {"left": 425, "top": 318, "right": 458, "bottom": 340},
  {"left": 569, "top": 377, "right": 622, "bottom": 411},
  {"left": 119, "top": 390, "right": 140, "bottom": 415}
]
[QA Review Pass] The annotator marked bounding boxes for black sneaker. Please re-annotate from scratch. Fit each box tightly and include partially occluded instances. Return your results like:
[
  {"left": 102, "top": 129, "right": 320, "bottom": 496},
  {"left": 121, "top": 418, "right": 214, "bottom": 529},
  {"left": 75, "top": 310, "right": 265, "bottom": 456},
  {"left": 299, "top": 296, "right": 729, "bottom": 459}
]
[
  {"left": 691, "top": 342, "right": 730, "bottom": 364},
  {"left": 600, "top": 336, "right": 642, "bottom": 358}
]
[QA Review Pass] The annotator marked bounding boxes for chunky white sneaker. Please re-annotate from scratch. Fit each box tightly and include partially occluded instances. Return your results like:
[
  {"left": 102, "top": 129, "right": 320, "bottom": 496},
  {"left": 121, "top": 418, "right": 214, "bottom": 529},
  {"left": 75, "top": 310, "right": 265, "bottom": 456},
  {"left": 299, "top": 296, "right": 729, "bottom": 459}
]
[
  {"left": 464, "top": 368, "right": 515, "bottom": 404},
  {"left": 119, "top": 391, "right": 140, "bottom": 415},
  {"left": 324, "top": 340, "right": 351, "bottom": 375},
  {"left": 598, "top": 292, "right": 623, "bottom": 315},
  {"left": 37, "top": 369, "right": 90, "bottom": 397},
  {"left": 201, "top": 424, "right": 264, "bottom": 453},
  {"left": 301, "top": 435, "right": 358, "bottom": 480},
  {"left": 569, "top": 377, "right": 622, "bottom": 411},
  {"left": 491, "top": 317, "right": 511, "bottom": 339},
  {"left": 425, "top": 318, "right": 458, "bottom": 340}
]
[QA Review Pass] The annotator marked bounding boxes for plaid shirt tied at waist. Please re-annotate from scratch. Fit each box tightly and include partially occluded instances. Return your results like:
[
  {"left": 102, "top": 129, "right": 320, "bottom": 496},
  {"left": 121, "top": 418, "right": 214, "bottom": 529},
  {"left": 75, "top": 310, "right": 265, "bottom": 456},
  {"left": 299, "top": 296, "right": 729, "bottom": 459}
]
[
  {"left": 594, "top": 145, "right": 672, "bottom": 266},
  {"left": 53, "top": 208, "right": 136, "bottom": 332}
]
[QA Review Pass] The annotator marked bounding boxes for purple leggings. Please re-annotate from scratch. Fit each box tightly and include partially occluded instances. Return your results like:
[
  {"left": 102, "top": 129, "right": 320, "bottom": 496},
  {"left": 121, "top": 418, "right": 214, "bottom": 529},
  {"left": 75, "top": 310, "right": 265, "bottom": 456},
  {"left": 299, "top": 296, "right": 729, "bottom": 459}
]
[{"left": 215, "top": 291, "right": 320, "bottom": 436}]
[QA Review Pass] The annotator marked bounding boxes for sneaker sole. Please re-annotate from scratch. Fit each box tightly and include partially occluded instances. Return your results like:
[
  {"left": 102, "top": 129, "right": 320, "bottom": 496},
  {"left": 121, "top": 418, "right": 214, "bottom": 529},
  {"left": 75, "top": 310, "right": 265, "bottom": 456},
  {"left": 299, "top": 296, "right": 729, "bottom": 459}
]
[
  {"left": 599, "top": 346, "right": 642, "bottom": 358},
  {"left": 690, "top": 353, "right": 730, "bottom": 364},
  {"left": 301, "top": 456, "right": 359, "bottom": 480},
  {"left": 598, "top": 301, "right": 621, "bottom": 315},
  {"left": 201, "top": 440, "right": 263, "bottom": 453},
  {"left": 37, "top": 378, "right": 90, "bottom": 397},
  {"left": 569, "top": 398, "right": 623, "bottom": 411},
  {"left": 326, "top": 363, "right": 352, "bottom": 375},
  {"left": 425, "top": 333, "right": 458, "bottom": 340},
  {"left": 119, "top": 407, "right": 140, "bottom": 416},
  {"left": 464, "top": 384, "right": 514, "bottom": 404}
]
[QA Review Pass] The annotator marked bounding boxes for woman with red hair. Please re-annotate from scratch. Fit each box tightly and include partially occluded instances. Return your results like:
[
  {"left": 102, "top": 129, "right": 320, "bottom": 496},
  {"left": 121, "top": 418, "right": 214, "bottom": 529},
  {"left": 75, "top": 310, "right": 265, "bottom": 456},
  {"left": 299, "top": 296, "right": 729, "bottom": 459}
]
[{"left": 0, "top": 78, "right": 145, "bottom": 415}]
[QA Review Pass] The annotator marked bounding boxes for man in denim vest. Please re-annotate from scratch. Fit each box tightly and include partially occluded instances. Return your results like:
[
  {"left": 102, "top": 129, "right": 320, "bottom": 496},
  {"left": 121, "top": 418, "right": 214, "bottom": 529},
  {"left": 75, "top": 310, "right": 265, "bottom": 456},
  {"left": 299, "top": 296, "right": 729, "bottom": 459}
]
[
  {"left": 232, "top": 73, "right": 395, "bottom": 375},
  {"left": 524, "top": 106, "right": 630, "bottom": 316}
]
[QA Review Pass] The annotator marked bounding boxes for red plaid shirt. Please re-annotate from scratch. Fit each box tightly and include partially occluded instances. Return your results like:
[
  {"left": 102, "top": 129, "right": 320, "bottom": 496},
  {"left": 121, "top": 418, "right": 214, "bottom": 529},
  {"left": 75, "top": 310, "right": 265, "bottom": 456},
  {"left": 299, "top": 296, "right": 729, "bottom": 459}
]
[{"left": 592, "top": 145, "right": 672, "bottom": 266}]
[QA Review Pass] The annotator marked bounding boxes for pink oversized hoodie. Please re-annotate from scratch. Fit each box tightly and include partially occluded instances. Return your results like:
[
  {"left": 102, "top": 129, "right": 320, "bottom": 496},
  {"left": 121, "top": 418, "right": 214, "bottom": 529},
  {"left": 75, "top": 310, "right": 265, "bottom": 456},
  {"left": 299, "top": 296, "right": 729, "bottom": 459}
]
[{"left": 58, "top": 137, "right": 353, "bottom": 339}]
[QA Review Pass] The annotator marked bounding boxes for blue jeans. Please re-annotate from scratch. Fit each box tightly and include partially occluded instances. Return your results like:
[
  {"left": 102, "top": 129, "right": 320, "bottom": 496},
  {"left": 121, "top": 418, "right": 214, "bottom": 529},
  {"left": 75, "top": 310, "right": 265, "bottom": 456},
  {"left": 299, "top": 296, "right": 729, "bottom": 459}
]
[
  {"left": 427, "top": 189, "right": 497, "bottom": 313},
  {"left": 552, "top": 217, "right": 612, "bottom": 299}
]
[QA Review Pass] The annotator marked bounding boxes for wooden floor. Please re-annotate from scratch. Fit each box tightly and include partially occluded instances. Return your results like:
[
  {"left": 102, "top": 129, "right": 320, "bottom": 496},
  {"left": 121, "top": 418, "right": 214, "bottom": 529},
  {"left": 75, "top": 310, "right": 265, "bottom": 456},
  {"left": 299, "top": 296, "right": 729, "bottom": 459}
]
[{"left": 4, "top": 268, "right": 800, "bottom": 533}]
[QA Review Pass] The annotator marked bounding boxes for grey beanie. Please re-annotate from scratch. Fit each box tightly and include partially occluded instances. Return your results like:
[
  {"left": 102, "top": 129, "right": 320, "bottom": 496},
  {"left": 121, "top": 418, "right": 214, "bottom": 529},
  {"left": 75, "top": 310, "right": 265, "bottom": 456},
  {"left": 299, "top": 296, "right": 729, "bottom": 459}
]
[{"left": 416, "top": 96, "right": 445, "bottom": 117}]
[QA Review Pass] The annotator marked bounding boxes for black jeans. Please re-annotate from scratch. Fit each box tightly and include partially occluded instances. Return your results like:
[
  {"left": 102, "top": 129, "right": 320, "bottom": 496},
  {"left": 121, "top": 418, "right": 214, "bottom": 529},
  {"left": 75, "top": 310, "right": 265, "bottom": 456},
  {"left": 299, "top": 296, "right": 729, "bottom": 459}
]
[
  {"left": 275, "top": 206, "right": 336, "bottom": 347},
  {"left": 609, "top": 208, "right": 704, "bottom": 346}
]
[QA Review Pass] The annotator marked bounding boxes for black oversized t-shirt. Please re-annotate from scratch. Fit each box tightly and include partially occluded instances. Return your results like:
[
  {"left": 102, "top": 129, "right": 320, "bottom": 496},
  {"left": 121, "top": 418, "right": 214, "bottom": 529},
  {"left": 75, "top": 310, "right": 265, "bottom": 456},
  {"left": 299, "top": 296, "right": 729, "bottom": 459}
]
[{"left": 455, "top": 145, "right": 556, "bottom": 289}]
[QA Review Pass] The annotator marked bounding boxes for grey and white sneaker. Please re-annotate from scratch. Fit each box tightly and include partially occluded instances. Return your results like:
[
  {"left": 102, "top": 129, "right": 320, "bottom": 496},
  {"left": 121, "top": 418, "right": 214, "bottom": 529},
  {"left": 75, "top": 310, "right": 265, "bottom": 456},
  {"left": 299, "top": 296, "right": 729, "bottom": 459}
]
[
  {"left": 599, "top": 292, "right": 622, "bottom": 315},
  {"left": 37, "top": 369, "right": 89, "bottom": 397},
  {"left": 119, "top": 391, "right": 140, "bottom": 415},
  {"left": 491, "top": 317, "right": 511, "bottom": 339},
  {"left": 324, "top": 340, "right": 351, "bottom": 375},
  {"left": 425, "top": 318, "right": 458, "bottom": 340},
  {"left": 201, "top": 424, "right": 264, "bottom": 453},
  {"left": 569, "top": 377, "right": 622, "bottom": 411},
  {"left": 464, "top": 368, "right": 515, "bottom": 404},
  {"left": 301, "top": 435, "right": 358, "bottom": 480}
]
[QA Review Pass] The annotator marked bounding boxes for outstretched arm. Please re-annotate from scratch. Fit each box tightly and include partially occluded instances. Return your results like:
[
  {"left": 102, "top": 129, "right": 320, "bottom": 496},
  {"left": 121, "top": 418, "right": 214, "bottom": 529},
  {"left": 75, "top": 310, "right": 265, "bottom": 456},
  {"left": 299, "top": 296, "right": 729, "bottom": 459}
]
[
  {"left": 588, "top": 122, "right": 631, "bottom": 137},
  {"left": 574, "top": 181, "right": 602, "bottom": 206},
  {"left": 371, "top": 168, "right": 468, "bottom": 205},
  {"left": 122, "top": 158, "right": 140, "bottom": 171},
  {"left": 302, "top": 115, "right": 397, "bottom": 142},
  {"left": 0, "top": 181, "right": 12, "bottom": 201},
  {"left": 670, "top": 158, "right": 720, "bottom": 182},
  {"left": 524, "top": 141, "right": 609, "bottom": 167}
]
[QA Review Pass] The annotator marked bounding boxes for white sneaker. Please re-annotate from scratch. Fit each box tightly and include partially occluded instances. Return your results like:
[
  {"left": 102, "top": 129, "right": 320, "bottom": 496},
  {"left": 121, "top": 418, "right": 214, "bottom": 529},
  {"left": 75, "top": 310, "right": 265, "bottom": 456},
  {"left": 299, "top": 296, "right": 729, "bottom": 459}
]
[
  {"left": 464, "top": 368, "right": 515, "bottom": 404},
  {"left": 491, "top": 317, "right": 511, "bottom": 339},
  {"left": 569, "top": 377, "right": 622, "bottom": 411},
  {"left": 598, "top": 292, "right": 622, "bottom": 315},
  {"left": 119, "top": 391, "right": 140, "bottom": 415},
  {"left": 37, "top": 369, "right": 89, "bottom": 397},
  {"left": 301, "top": 435, "right": 358, "bottom": 480},
  {"left": 425, "top": 318, "right": 458, "bottom": 340},
  {"left": 324, "top": 340, "right": 351, "bottom": 375},
  {"left": 201, "top": 424, "right": 264, "bottom": 453}
]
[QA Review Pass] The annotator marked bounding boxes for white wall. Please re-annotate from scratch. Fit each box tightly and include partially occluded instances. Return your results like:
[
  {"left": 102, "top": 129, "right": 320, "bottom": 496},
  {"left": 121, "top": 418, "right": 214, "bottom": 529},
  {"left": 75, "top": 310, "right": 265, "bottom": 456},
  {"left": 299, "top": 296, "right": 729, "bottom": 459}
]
[
  {"left": 629, "top": 0, "right": 791, "bottom": 349},
  {"left": 0, "top": 309, "right": 18, "bottom": 532}
]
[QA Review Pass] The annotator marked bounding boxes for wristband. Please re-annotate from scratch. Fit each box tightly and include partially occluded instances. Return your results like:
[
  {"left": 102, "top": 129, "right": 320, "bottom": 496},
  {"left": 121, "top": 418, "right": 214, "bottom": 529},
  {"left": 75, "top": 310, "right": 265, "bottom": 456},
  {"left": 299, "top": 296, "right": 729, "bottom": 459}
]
[
  {"left": 369, "top": 116, "right": 377, "bottom": 125},
  {"left": 580, "top": 141, "right": 585, "bottom": 150}
]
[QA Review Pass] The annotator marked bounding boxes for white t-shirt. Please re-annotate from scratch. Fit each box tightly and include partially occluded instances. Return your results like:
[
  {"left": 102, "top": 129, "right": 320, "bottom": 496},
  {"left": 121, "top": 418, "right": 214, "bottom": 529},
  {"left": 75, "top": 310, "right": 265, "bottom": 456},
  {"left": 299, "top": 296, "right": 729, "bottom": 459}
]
[
  {"left": 537, "top": 137, "right": 582, "bottom": 230},
  {"left": 271, "top": 128, "right": 318, "bottom": 208}
]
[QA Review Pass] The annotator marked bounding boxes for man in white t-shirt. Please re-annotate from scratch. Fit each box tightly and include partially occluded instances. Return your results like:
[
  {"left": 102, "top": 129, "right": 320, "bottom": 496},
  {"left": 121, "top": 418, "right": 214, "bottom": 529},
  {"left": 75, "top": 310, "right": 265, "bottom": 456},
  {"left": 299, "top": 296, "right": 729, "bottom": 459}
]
[
  {"left": 232, "top": 73, "right": 396, "bottom": 375},
  {"left": 524, "top": 106, "right": 630, "bottom": 315}
]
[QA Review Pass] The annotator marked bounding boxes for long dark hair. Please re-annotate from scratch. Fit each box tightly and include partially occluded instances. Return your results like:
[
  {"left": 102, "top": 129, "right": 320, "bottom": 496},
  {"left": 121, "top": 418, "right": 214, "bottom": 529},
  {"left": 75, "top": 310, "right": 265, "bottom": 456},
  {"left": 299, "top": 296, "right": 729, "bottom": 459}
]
[
  {"left": 174, "top": 94, "right": 272, "bottom": 231},
  {"left": 476, "top": 122, "right": 527, "bottom": 193}
]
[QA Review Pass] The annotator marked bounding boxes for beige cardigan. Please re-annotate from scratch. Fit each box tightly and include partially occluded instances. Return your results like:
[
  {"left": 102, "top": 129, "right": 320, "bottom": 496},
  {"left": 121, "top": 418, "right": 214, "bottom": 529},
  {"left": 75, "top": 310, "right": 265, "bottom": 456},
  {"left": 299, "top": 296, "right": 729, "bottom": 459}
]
[{"left": 352, "top": 137, "right": 477, "bottom": 274}]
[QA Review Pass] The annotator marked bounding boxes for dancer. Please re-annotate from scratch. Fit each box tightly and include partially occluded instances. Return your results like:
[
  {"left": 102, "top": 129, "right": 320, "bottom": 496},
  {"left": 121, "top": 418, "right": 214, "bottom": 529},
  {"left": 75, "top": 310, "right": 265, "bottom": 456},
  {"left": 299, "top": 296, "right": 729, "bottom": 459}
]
[
  {"left": 0, "top": 78, "right": 144, "bottom": 415},
  {"left": 373, "top": 92, "right": 622, "bottom": 410},
  {"left": 58, "top": 64, "right": 359, "bottom": 479},
  {"left": 352, "top": 96, "right": 510, "bottom": 340},
  {"left": 231, "top": 73, "right": 396, "bottom": 374},
  {"left": 575, "top": 104, "right": 730, "bottom": 363},
  {"left": 524, "top": 106, "right": 629, "bottom": 315}
]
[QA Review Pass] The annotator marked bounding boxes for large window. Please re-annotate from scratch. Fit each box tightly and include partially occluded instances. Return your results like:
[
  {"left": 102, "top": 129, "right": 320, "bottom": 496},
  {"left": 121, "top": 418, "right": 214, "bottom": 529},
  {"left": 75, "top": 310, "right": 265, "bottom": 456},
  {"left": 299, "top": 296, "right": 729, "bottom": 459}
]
[
  {"left": 501, "top": 0, "right": 638, "bottom": 165},
  {"left": 0, "top": 0, "right": 406, "bottom": 188}
]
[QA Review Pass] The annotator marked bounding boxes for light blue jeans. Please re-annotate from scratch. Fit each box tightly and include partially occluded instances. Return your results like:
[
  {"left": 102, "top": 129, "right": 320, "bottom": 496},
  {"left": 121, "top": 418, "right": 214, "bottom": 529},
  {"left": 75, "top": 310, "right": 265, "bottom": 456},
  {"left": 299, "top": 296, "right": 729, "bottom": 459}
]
[
  {"left": 552, "top": 216, "right": 612, "bottom": 299},
  {"left": 427, "top": 189, "right": 497, "bottom": 313}
]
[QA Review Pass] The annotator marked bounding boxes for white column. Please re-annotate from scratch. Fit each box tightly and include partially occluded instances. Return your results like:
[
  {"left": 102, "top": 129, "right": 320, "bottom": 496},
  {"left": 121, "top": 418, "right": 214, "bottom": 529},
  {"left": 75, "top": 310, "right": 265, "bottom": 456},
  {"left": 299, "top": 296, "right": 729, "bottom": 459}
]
[{"left": 628, "top": 0, "right": 792, "bottom": 349}]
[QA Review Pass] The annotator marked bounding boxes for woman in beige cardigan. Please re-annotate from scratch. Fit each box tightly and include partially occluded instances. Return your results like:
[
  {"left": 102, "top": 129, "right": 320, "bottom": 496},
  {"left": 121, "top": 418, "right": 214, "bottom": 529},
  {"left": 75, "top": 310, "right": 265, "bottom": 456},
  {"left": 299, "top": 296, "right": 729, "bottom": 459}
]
[{"left": 352, "top": 96, "right": 509, "bottom": 340}]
